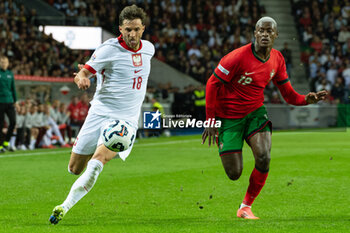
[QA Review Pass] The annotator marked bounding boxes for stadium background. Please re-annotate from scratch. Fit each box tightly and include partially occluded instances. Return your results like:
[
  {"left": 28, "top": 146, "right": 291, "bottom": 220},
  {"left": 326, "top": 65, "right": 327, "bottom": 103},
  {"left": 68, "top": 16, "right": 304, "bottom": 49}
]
[
  {"left": 0, "top": 0, "right": 350, "bottom": 232},
  {"left": 2, "top": 0, "right": 350, "bottom": 141}
]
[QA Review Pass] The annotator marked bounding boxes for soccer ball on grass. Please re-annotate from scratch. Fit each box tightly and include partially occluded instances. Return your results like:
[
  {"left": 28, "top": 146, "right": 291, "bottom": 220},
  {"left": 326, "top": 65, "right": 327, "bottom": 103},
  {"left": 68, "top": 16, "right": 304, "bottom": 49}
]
[{"left": 102, "top": 120, "right": 135, "bottom": 152}]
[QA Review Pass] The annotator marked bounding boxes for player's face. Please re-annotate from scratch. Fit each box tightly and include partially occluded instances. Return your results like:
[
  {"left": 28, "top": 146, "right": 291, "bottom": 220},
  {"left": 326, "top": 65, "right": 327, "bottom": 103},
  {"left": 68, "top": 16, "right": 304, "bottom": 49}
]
[
  {"left": 254, "top": 22, "right": 278, "bottom": 48},
  {"left": 119, "top": 19, "right": 145, "bottom": 50},
  {"left": 0, "top": 57, "right": 9, "bottom": 70}
]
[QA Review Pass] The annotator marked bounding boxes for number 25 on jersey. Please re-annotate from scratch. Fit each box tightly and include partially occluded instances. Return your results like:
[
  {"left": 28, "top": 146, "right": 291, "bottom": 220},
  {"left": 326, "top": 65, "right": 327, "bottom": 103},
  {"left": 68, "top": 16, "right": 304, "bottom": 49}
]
[{"left": 132, "top": 77, "right": 143, "bottom": 89}]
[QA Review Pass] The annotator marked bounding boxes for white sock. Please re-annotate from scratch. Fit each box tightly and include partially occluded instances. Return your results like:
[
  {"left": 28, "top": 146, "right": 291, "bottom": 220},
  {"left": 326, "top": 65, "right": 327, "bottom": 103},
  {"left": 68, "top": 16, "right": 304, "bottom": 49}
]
[
  {"left": 61, "top": 159, "right": 103, "bottom": 212},
  {"left": 67, "top": 165, "right": 77, "bottom": 175},
  {"left": 10, "top": 135, "right": 16, "bottom": 147},
  {"left": 29, "top": 138, "right": 36, "bottom": 149},
  {"left": 240, "top": 203, "right": 251, "bottom": 209}
]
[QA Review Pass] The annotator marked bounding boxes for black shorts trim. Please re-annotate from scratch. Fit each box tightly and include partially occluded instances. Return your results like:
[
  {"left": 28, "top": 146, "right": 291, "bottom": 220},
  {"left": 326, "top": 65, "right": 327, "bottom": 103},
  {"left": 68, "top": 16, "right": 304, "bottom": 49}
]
[
  {"left": 219, "top": 149, "right": 242, "bottom": 156},
  {"left": 245, "top": 120, "right": 272, "bottom": 141}
]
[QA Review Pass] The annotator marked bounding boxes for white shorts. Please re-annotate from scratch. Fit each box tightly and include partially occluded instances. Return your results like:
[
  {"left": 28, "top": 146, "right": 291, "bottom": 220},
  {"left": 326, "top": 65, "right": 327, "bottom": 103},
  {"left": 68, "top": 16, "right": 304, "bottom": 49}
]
[{"left": 72, "top": 112, "right": 136, "bottom": 161}]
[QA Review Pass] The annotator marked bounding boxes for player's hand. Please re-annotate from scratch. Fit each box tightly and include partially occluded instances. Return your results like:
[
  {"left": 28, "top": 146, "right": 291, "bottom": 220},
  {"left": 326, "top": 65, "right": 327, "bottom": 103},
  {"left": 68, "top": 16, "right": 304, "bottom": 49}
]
[
  {"left": 201, "top": 127, "right": 218, "bottom": 147},
  {"left": 305, "top": 90, "right": 328, "bottom": 104},
  {"left": 73, "top": 64, "right": 85, "bottom": 76},
  {"left": 76, "top": 76, "right": 91, "bottom": 90}
]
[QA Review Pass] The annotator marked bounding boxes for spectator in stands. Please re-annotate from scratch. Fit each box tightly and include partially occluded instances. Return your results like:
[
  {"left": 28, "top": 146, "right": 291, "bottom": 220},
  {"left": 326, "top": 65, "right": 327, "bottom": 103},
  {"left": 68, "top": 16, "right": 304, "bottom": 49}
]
[
  {"left": 310, "top": 35, "right": 323, "bottom": 53},
  {"left": 151, "top": 98, "right": 164, "bottom": 117},
  {"left": 270, "top": 91, "right": 283, "bottom": 104},
  {"left": 343, "top": 59, "right": 350, "bottom": 85},
  {"left": 0, "top": 54, "right": 17, "bottom": 153},
  {"left": 193, "top": 85, "right": 206, "bottom": 121},
  {"left": 53, "top": 0, "right": 68, "bottom": 13},
  {"left": 67, "top": 96, "right": 81, "bottom": 128},
  {"left": 34, "top": 104, "right": 49, "bottom": 148},
  {"left": 78, "top": 93, "right": 90, "bottom": 124},
  {"left": 342, "top": 1, "right": 350, "bottom": 18},
  {"left": 326, "top": 62, "right": 339, "bottom": 84},
  {"left": 50, "top": 99, "right": 60, "bottom": 123},
  {"left": 42, "top": 104, "right": 70, "bottom": 148},
  {"left": 27, "top": 104, "right": 39, "bottom": 150},
  {"left": 316, "top": 78, "right": 332, "bottom": 93},
  {"left": 331, "top": 76, "right": 346, "bottom": 103},
  {"left": 22, "top": 103, "right": 33, "bottom": 149},
  {"left": 57, "top": 102, "right": 72, "bottom": 145},
  {"left": 338, "top": 25, "right": 350, "bottom": 43},
  {"left": 15, "top": 103, "right": 27, "bottom": 150}
]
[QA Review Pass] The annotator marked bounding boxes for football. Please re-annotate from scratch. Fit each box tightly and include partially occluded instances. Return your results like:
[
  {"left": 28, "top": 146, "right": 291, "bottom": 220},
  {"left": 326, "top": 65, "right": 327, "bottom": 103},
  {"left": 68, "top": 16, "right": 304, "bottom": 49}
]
[{"left": 102, "top": 120, "right": 135, "bottom": 152}]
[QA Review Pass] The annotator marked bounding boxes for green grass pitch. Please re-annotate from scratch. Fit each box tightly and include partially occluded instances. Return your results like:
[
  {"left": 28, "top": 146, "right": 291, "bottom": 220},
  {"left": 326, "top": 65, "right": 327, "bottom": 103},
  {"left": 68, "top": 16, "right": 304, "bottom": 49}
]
[{"left": 0, "top": 130, "right": 349, "bottom": 233}]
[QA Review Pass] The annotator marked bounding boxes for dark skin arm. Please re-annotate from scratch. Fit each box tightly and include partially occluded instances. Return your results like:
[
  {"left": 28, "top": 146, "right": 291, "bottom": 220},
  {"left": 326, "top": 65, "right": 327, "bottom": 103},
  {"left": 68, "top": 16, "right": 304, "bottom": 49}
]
[
  {"left": 202, "top": 90, "right": 328, "bottom": 147},
  {"left": 201, "top": 127, "right": 218, "bottom": 147}
]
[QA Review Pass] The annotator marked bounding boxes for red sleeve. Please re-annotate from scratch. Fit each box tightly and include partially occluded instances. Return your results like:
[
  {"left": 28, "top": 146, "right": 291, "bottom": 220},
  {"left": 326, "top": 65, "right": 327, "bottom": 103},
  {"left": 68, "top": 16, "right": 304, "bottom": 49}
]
[
  {"left": 213, "top": 52, "right": 239, "bottom": 83},
  {"left": 205, "top": 74, "right": 222, "bottom": 120},
  {"left": 273, "top": 51, "right": 307, "bottom": 106},
  {"left": 273, "top": 51, "right": 289, "bottom": 83},
  {"left": 276, "top": 81, "right": 307, "bottom": 105},
  {"left": 67, "top": 104, "right": 72, "bottom": 112},
  {"left": 83, "top": 64, "right": 96, "bottom": 74}
]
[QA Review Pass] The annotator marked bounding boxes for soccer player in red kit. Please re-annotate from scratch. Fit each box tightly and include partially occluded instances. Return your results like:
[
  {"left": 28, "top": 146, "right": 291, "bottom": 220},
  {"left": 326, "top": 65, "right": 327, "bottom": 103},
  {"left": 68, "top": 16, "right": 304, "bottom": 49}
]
[{"left": 202, "top": 17, "right": 327, "bottom": 219}]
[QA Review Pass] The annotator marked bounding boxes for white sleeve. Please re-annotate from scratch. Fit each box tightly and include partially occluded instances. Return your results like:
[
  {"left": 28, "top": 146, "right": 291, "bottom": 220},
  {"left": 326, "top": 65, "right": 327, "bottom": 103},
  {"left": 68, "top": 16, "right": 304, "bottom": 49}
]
[{"left": 84, "top": 44, "right": 113, "bottom": 74}]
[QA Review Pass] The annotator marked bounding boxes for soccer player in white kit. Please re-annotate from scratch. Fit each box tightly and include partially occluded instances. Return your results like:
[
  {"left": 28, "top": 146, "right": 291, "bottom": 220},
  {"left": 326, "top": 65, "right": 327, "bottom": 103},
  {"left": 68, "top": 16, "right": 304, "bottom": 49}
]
[{"left": 49, "top": 5, "right": 155, "bottom": 224}]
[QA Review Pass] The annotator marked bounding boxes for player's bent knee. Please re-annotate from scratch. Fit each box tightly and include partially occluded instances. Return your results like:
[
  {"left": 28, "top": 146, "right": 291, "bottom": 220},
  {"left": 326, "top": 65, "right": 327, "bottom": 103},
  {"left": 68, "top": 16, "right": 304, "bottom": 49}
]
[
  {"left": 255, "top": 152, "right": 271, "bottom": 170},
  {"left": 68, "top": 164, "right": 84, "bottom": 175},
  {"left": 225, "top": 169, "right": 242, "bottom": 181}
]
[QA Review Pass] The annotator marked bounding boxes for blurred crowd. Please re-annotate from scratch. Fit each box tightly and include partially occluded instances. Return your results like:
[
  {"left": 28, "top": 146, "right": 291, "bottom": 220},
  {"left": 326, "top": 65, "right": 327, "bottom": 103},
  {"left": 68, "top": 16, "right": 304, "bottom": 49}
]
[
  {"left": 2, "top": 93, "right": 90, "bottom": 151},
  {"left": 45, "top": 0, "right": 265, "bottom": 83},
  {"left": 5, "top": 0, "right": 350, "bottom": 108},
  {"left": 0, "top": 0, "right": 88, "bottom": 77},
  {"left": 145, "top": 83, "right": 206, "bottom": 120},
  {"left": 292, "top": 0, "right": 350, "bottom": 103}
]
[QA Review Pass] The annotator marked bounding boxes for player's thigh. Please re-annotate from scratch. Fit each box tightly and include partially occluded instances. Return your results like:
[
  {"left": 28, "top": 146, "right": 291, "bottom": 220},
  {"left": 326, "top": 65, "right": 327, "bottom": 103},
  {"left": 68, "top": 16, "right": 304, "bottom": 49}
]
[
  {"left": 72, "top": 112, "right": 109, "bottom": 155},
  {"left": 244, "top": 106, "right": 272, "bottom": 155},
  {"left": 248, "top": 131, "right": 271, "bottom": 156},
  {"left": 92, "top": 144, "right": 117, "bottom": 165},
  {"left": 217, "top": 117, "right": 246, "bottom": 156},
  {"left": 220, "top": 152, "right": 243, "bottom": 180},
  {"left": 93, "top": 127, "right": 137, "bottom": 164},
  {"left": 68, "top": 152, "right": 93, "bottom": 174}
]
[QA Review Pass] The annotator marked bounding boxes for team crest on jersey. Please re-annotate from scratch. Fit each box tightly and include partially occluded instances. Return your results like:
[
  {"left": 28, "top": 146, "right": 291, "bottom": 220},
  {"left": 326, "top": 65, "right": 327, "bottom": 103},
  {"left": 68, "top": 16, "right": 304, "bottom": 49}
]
[
  {"left": 91, "top": 54, "right": 96, "bottom": 61},
  {"left": 270, "top": 69, "right": 275, "bottom": 80},
  {"left": 132, "top": 54, "right": 142, "bottom": 67}
]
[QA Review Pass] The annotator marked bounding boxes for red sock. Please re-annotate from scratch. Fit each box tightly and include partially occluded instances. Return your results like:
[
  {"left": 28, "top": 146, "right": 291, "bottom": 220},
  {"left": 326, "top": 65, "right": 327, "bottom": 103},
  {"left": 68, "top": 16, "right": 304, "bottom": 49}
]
[{"left": 243, "top": 167, "right": 269, "bottom": 206}]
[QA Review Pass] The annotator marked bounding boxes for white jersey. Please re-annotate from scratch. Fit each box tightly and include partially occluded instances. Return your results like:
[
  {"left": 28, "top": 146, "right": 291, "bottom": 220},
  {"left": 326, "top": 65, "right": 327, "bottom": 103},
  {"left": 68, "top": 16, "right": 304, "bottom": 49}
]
[{"left": 84, "top": 36, "right": 155, "bottom": 128}]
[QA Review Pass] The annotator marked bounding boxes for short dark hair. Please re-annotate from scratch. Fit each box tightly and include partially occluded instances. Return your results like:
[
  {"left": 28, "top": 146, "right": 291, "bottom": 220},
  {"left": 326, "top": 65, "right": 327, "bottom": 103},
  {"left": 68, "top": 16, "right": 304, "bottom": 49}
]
[{"left": 119, "top": 5, "right": 147, "bottom": 26}]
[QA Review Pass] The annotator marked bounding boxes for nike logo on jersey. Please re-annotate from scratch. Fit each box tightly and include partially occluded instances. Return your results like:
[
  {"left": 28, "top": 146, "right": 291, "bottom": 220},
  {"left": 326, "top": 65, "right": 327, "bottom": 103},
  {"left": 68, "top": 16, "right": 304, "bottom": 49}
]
[
  {"left": 134, "top": 69, "right": 142, "bottom": 73},
  {"left": 244, "top": 72, "right": 255, "bottom": 75}
]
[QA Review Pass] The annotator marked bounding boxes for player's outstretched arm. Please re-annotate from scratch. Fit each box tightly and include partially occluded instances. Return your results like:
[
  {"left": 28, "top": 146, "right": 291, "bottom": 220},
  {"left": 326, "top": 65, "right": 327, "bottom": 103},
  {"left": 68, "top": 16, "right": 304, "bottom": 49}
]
[
  {"left": 305, "top": 90, "right": 328, "bottom": 104},
  {"left": 202, "top": 74, "right": 221, "bottom": 147},
  {"left": 74, "top": 68, "right": 93, "bottom": 90}
]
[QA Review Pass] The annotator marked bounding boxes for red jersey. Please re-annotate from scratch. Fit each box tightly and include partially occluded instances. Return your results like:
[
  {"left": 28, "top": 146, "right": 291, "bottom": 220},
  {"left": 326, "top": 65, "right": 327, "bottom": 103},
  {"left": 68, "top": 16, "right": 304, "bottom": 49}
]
[
  {"left": 207, "top": 43, "right": 307, "bottom": 119},
  {"left": 67, "top": 103, "right": 80, "bottom": 121},
  {"left": 77, "top": 101, "right": 89, "bottom": 121}
]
